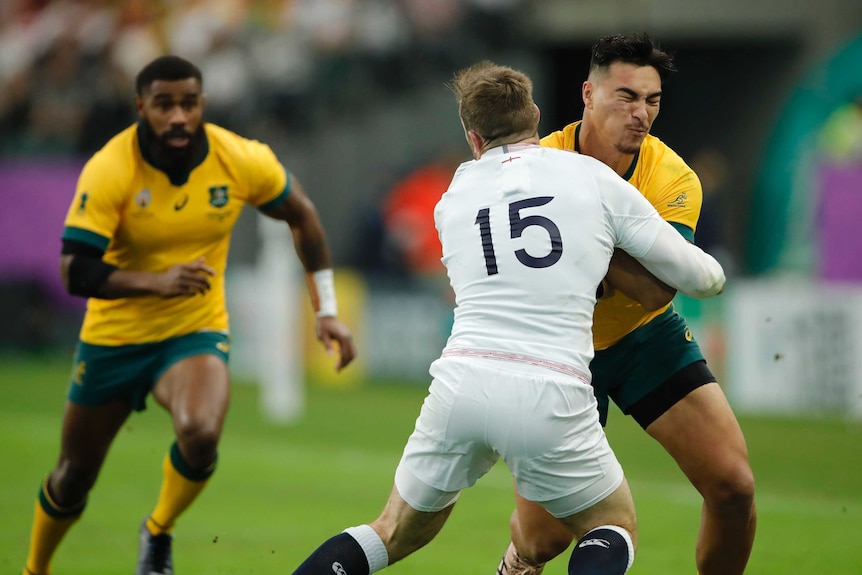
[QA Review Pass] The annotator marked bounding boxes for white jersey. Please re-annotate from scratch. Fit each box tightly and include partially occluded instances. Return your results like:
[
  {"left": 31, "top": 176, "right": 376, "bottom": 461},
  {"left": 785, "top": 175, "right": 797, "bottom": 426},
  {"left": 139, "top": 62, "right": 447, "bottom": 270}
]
[{"left": 434, "top": 143, "right": 722, "bottom": 381}]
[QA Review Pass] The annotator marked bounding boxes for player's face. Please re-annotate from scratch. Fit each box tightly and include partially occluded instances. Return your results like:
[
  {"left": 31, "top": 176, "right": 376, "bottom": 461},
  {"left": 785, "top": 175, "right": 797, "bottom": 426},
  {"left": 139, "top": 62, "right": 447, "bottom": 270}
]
[
  {"left": 583, "top": 62, "right": 662, "bottom": 155},
  {"left": 137, "top": 78, "right": 205, "bottom": 151}
]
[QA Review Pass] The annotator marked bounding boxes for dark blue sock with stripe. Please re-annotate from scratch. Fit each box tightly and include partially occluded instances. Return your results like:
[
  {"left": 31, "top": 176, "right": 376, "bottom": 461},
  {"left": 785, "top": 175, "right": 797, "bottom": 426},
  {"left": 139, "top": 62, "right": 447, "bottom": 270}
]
[
  {"left": 292, "top": 526, "right": 388, "bottom": 575},
  {"left": 292, "top": 533, "right": 368, "bottom": 575}
]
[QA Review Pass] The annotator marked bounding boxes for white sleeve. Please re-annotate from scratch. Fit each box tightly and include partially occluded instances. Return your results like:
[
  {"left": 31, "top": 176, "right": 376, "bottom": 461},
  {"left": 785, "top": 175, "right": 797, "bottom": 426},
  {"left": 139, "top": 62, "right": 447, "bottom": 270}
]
[
  {"left": 598, "top": 163, "right": 725, "bottom": 298},
  {"left": 636, "top": 224, "right": 726, "bottom": 298}
]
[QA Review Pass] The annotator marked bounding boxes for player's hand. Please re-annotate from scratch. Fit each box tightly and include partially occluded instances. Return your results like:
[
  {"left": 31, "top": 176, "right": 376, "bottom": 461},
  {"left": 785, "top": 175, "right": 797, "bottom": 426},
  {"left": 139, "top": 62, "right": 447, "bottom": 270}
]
[
  {"left": 315, "top": 316, "right": 357, "bottom": 372},
  {"left": 155, "top": 258, "right": 216, "bottom": 297}
]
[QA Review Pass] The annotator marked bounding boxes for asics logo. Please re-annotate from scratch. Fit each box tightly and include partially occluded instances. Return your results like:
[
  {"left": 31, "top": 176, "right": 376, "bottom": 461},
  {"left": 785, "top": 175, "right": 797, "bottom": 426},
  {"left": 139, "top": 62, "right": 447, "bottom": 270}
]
[
  {"left": 332, "top": 562, "right": 347, "bottom": 575},
  {"left": 578, "top": 538, "right": 610, "bottom": 549},
  {"left": 174, "top": 194, "right": 189, "bottom": 211}
]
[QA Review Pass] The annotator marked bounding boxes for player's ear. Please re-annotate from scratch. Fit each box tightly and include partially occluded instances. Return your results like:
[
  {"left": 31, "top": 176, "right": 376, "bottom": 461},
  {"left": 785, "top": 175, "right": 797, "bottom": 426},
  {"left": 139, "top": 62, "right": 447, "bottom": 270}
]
[
  {"left": 135, "top": 95, "right": 144, "bottom": 116},
  {"left": 466, "top": 130, "right": 484, "bottom": 159},
  {"left": 534, "top": 103, "right": 540, "bottom": 124},
  {"left": 582, "top": 81, "right": 593, "bottom": 107}
]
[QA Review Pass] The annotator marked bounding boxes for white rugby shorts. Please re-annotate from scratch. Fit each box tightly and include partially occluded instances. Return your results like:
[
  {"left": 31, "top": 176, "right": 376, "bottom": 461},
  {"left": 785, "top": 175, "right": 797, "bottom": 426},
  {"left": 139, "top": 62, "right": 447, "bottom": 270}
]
[{"left": 394, "top": 354, "right": 624, "bottom": 518}]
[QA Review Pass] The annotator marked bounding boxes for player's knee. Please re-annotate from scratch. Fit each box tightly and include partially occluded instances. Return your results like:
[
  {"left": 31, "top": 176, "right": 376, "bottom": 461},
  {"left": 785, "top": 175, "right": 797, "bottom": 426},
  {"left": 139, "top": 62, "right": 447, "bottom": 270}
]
[
  {"left": 518, "top": 529, "right": 574, "bottom": 564},
  {"left": 175, "top": 420, "right": 221, "bottom": 468},
  {"left": 703, "top": 459, "right": 755, "bottom": 513},
  {"left": 51, "top": 461, "right": 99, "bottom": 506}
]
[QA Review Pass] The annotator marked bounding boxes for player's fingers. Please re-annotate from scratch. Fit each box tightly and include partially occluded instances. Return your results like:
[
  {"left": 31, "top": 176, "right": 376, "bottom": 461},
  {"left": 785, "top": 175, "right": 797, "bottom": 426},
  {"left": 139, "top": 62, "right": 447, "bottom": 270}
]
[
  {"left": 319, "top": 329, "right": 334, "bottom": 356},
  {"left": 182, "top": 274, "right": 211, "bottom": 294},
  {"left": 336, "top": 335, "right": 357, "bottom": 370}
]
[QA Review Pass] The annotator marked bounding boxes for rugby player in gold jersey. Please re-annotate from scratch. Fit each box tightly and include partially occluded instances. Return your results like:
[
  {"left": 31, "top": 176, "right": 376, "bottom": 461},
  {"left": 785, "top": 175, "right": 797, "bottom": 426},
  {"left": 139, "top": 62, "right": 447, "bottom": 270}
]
[
  {"left": 496, "top": 33, "right": 755, "bottom": 575},
  {"left": 21, "top": 55, "right": 357, "bottom": 575}
]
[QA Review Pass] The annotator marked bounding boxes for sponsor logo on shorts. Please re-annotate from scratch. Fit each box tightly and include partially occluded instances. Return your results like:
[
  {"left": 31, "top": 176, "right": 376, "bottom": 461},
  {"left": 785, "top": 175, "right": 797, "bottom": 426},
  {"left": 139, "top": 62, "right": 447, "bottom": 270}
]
[
  {"left": 578, "top": 538, "right": 610, "bottom": 549},
  {"left": 331, "top": 562, "right": 347, "bottom": 575},
  {"left": 72, "top": 361, "right": 86, "bottom": 386},
  {"left": 216, "top": 341, "right": 230, "bottom": 353}
]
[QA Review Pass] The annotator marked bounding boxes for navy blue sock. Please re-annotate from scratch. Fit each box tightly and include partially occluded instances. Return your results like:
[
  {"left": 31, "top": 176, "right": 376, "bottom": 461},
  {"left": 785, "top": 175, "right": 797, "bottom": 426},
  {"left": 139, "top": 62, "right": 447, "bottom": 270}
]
[
  {"left": 293, "top": 532, "right": 370, "bottom": 575},
  {"left": 568, "top": 526, "right": 634, "bottom": 575}
]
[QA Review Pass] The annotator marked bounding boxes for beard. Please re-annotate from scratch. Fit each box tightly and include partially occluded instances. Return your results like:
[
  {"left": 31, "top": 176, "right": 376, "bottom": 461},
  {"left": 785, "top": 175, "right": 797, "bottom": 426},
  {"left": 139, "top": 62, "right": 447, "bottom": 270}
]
[{"left": 139, "top": 119, "right": 206, "bottom": 173}]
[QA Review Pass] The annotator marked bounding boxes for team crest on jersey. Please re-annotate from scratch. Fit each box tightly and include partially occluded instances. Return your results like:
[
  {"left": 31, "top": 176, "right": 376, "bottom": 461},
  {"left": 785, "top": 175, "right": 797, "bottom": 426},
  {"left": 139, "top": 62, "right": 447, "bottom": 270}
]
[
  {"left": 208, "top": 185, "right": 229, "bottom": 208},
  {"left": 667, "top": 191, "right": 688, "bottom": 208},
  {"left": 135, "top": 189, "right": 152, "bottom": 208}
]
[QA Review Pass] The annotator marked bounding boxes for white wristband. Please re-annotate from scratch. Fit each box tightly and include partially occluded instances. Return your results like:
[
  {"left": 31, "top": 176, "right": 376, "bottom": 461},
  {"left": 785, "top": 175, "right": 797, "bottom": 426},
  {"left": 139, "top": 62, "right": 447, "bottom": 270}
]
[{"left": 307, "top": 269, "right": 338, "bottom": 318}]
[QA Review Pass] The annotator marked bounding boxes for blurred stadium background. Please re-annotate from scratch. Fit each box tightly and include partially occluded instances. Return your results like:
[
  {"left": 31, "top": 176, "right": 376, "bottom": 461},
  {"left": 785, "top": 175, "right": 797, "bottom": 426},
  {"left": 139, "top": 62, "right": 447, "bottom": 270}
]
[{"left": 1, "top": 0, "right": 862, "bottom": 573}]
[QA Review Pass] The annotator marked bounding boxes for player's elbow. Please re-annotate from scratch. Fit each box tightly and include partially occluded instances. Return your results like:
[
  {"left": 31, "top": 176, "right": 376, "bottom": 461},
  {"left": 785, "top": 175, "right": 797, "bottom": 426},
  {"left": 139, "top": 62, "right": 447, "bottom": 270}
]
[
  {"left": 60, "top": 254, "right": 74, "bottom": 294},
  {"left": 639, "top": 285, "right": 677, "bottom": 311}
]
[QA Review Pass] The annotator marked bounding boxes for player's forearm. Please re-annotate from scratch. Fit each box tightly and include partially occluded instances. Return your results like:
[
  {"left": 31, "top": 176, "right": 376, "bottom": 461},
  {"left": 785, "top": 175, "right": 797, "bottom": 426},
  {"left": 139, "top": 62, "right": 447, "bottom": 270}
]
[
  {"left": 63, "top": 253, "right": 160, "bottom": 299},
  {"left": 99, "top": 269, "right": 166, "bottom": 299},
  {"left": 605, "top": 249, "right": 676, "bottom": 310},
  {"left": 291, "top": 227, "right": 332, "bottom": 272},
  {"left": 637, "top": 225, "right": 725, "bottom": 298}
]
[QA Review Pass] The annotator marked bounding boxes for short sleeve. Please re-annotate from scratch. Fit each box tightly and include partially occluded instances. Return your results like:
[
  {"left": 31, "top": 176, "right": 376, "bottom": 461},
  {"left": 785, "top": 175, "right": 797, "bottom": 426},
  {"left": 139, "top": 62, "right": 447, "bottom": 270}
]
[
  {"left": 243, "top": 139, "right": 290, "bottom": 208},
  {"left": 62, "top": 155, "right": 126, "bottom": 250},
  {"left": 648, "top": 155, "right": 702, "bottom": 242}
]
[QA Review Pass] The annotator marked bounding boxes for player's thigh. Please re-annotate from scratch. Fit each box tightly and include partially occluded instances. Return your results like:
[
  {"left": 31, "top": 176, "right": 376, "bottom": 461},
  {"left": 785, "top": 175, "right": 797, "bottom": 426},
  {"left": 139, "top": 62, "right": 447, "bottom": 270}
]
[
  {"left": 152, "top": 331, "right": 231, "bottom": 427},
  {"left": 594, "top": 308, "right": 712, "bottom": 429},
  {"left": 645, "top": 382, "right": 751, "bottom": 489},
  {"left": 59, "top": 399, "right": 133, "bottom": 471}
]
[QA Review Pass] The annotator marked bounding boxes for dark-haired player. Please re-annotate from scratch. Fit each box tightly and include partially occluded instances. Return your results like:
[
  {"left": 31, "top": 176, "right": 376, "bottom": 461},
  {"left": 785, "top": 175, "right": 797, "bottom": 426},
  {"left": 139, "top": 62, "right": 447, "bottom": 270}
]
[
  {"left": 496, "top": 33, "right": 755, "bottom": 575},
  {"left": 20, "top": 55, "right": 357, "bottom": 575}
]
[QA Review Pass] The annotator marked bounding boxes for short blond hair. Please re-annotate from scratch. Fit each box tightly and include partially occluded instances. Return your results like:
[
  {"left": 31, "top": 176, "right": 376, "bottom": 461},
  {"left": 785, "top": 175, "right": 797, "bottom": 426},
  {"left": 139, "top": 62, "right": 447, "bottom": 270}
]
[{"left": 449, "top": 61, "right": 536, "bottom": 142}]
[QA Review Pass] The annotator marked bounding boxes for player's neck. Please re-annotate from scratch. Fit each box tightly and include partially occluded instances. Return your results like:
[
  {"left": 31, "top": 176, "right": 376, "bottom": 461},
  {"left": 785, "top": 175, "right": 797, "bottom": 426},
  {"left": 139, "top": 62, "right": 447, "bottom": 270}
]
[{"left": 576, "top": 122, "right": 634, "bottom": 178}]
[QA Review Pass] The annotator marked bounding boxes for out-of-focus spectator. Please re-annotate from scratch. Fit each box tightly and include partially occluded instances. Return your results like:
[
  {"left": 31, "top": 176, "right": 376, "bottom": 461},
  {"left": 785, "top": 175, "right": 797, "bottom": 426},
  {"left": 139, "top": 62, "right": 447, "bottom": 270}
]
[
  {"left": 21, "top": 34, "right": 89, "bottom": 154},
  {"left": 0, "top": 0, "right": 523, "bottom": 154},
  {"left": 109, "top": 0, "right": 166, "bottom": 84},
  {"left": 382, "top": 149, "right": 464, "bottom": 279}
]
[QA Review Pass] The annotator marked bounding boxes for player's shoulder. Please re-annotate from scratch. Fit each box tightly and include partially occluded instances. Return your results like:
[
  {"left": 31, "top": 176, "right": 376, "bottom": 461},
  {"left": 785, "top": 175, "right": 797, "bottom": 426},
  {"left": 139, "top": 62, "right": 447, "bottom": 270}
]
[
  {"left": 205, "top": 123, "right": 280, "bottom": 166},
  {"left": 81, "top": 124, "right": 138, "bottom": 183},
  {"left": 539, "top": 145, "right": 618, "bottom": 177},
  {"left": 640, "top": 133, "right": 690, "bottom": 170},
  {"left": 540, "top": 121, "right": 578, "bottom": 150}
]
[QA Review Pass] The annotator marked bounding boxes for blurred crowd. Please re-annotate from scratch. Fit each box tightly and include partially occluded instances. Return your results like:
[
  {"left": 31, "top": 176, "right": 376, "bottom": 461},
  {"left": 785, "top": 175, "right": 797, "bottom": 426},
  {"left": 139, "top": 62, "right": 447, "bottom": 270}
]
[{"left": 0, "top": 0, "right": 525, "bottom": 157}]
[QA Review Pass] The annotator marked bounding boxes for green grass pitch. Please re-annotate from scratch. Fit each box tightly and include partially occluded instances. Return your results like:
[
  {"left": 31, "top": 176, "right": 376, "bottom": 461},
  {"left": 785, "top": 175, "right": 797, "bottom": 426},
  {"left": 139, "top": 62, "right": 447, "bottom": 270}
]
[{"left": 1, "top": 353, "right": 860, "bottom": 574}]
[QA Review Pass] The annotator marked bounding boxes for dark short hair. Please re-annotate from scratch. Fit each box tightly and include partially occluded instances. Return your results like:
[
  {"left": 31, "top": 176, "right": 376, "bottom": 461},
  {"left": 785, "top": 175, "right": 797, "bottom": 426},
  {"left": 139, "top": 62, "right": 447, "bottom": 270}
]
[
  {"left": 590, "top": 32, "right": 676, "bottom": 84},
  {"left": 135, "top": 55, "right": 203, "bottom": 95}
]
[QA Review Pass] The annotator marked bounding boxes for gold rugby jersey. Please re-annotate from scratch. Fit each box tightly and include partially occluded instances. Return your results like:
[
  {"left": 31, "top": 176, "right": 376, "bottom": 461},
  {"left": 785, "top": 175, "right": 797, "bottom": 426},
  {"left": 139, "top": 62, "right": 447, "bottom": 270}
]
[
  {"left": 63, "top": 123, "right": 289, "bottom": 345},
  {"left": 541, "top": 121, "right": 702, "bottom": 350}
]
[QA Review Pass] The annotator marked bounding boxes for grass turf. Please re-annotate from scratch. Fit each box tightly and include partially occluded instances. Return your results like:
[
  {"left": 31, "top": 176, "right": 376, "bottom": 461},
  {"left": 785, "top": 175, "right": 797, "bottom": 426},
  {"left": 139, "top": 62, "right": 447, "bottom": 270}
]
[{"left": 1, "top": 353, "right": 860, "bottom": 574}]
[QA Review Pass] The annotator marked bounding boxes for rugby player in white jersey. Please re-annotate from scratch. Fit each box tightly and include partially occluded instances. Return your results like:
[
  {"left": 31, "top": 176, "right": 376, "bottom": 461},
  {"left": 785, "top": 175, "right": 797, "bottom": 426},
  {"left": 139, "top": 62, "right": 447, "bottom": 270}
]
[{"left": 289, "top": 61, "right": 725, "bottom": 575}]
